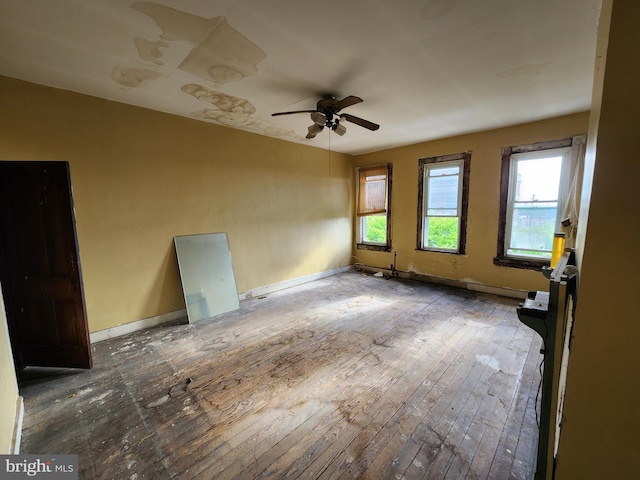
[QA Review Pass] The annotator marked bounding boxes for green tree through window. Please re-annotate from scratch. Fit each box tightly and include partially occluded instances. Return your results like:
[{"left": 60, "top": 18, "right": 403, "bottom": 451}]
[
  {"left": 426, "top": 217, "right": 459, "bottom": 249},
  {"left": 418, "top": 152, "right": 470, "bottom": 254},
  {"left": 363, "top": 216, "right": 387, "bottom": 243}
]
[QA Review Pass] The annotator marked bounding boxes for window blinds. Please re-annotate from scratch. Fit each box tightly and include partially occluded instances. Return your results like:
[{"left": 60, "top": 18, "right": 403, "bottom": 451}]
[{"left": 357, "top": 165, "right": 388, "bottom": 216}]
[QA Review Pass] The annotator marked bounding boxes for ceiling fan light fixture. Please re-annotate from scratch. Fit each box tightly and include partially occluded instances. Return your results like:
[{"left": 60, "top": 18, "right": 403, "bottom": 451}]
[
  {"left": 310, "top": 112, "right": 326, "bottom": 126},
  {"left": 333, "top": 122, "right": 346, "bottom": 136},
  {"left": 272, "top": 94, "right": 378, "bottom": 140},
  {"left": 306, "top": 123, "right": 324, "bottom": 138}
]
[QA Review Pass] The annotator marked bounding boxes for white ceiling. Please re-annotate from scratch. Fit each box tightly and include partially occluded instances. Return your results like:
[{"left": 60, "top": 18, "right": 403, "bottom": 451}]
[{"left": 0, "top": 0, "right": 602, "bottom": 155}]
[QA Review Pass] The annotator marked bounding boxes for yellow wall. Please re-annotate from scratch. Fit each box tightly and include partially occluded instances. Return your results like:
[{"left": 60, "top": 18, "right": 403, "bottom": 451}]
[
  {"left": 0, "top": 286, "right": 19, "bottom": 453},
  {"left": 353, "top": 113, "right": 590, "bottom": 293},
  {"left": 0, "top": 76, "right": 354, "bottom": 332},
  {"left": 556, "top": 0, "right": 640, "bottom": 477},
  {"left": 4, "top": 4, "right": 638, "bottom": 467}
]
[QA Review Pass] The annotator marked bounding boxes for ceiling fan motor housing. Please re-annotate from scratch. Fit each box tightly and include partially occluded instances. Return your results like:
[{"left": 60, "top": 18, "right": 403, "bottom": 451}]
[
  {"left": 316, "top": 95, "right": 340, "bottom": 120},
  {"left": 272, "top": 94, "right": 378, "bottom": 138}
]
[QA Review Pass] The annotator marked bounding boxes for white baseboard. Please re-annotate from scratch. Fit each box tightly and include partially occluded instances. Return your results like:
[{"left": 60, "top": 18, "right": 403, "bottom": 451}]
[
  {"left": 90, "top": 266, "right": 352, "bottom": 343},
  {"left": 12, "top": 396, "right": 23, "bottom": 454},
  {"left": 238, "top": 265, "right": 352, "bottom": 301},
  {"left": 90, "top": 309, "right": 187, "bottom": 343}
]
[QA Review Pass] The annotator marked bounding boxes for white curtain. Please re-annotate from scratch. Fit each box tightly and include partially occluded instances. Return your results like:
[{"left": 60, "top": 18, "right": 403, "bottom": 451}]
[{"left": 561, "top": 135, "right": 587, "bottom": 246}]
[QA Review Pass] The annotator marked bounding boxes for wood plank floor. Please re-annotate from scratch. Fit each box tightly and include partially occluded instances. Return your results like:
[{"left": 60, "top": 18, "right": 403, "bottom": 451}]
[{"left": 20, "top": 272, "right": 542, "bottom": 480}]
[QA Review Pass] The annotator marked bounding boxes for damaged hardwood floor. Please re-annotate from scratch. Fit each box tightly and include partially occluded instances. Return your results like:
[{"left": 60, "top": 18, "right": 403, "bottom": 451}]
[{"left": 20, "top": 272, "right": 542, "bottom": 480}]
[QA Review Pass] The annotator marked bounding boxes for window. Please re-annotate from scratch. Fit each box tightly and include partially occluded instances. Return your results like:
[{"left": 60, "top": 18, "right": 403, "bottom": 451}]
[
  {"left": 356, "top": 164, "right": 392, "bottom": 251},
  {"left": 495, "top": 138, "right": 573, "bottom": 269},
  {"left": 417, "top": 152, "right": 470, "bottom": 254}
]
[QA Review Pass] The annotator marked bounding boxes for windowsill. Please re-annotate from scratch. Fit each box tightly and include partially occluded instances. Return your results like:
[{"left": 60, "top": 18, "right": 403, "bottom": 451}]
[
  {"left": 493, "top": 256, "right": 549, "bottom": 270},
  {"left": 357, "top": 243, "right": 391, "bottom": 252},
  {"left": 417, "top": 248, "right": 463, "bottom": 255}
]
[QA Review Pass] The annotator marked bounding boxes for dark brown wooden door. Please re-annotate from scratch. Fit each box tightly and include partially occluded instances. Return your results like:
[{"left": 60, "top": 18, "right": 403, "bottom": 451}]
[{"left": 0, "top": 161, "right": 92, "bottom": 369}]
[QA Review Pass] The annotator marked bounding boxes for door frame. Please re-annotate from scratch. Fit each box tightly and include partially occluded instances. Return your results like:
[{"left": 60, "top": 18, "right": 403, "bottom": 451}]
[{"left": 0, "top": 160, "right": 92, "bottom": 371}]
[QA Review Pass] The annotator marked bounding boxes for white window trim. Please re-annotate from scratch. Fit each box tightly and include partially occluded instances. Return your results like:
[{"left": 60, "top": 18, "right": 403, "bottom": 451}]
[
  {"left": 422, "top": 159, "right": 464, "bottom": 253},
  {"left": 358, "top": 214, "right": 387, "bottom": 246},
  {"left": 355, "top": 164, "right": 392, "bottom": 251},
  {"left": 504, "top": 147, "right": 571, "bottom": 260},
  {"left": 417, "top": 152, "right": 470, "bottom": 255}
]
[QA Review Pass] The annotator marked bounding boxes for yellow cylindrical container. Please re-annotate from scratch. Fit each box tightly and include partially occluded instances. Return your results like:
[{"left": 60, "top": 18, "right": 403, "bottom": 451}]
[{"left": 550, "top": 232, "right": 566, "bottom": 268}]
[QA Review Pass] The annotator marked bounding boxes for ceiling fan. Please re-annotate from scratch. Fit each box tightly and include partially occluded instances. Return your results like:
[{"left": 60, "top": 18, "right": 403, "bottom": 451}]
[{"left": 272, "top": 94, "right": 380, "bottom": 139}]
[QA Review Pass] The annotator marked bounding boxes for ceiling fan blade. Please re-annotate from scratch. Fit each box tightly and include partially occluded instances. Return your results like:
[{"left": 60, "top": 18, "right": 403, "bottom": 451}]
[
  {"left": 340, "top": 113, "right": 380, "bottom": 131},
  {"left": 335, "top": 95, "right": 363, "bottom": 111},
  {"left": 272, "top": 110, "right": 318, "bottom": 117}
]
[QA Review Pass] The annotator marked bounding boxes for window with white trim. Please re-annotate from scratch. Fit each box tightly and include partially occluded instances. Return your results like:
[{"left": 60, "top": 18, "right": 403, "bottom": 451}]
[
  {"left": 496, "top": 139, "right": 573, "bottom": 268},
  {"left": 356, "top": 164, "right": 392, "bottom": 250},
  {"left": 417, "top": 152, "right": 470, "bottom": 254}
]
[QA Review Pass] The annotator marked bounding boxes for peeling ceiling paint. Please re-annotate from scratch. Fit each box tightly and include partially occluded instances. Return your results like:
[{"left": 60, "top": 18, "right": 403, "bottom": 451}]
[{"left": 0, "top": 0, "right": 601, "bottom": 154}]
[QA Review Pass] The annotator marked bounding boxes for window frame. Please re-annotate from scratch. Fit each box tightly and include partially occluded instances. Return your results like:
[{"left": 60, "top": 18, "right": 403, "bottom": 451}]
[
  {"left": 356, "top": 163, "right": 393, "bottom": 251},
  {"left": 495, "top": 138, "right": 573, "bottom": 269},
  {"left": 417, "top": 152, "right": 471, "bottom": 254}
]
